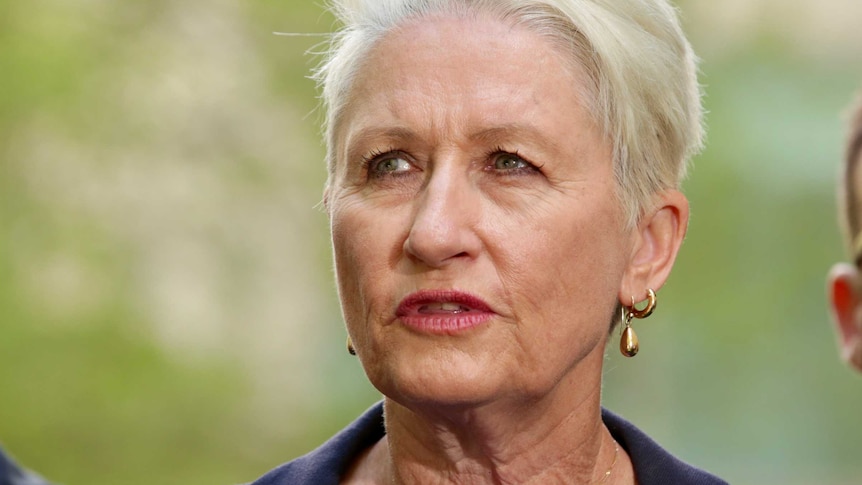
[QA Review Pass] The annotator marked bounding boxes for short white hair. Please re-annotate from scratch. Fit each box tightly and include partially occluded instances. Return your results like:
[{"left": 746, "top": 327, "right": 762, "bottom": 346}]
[{"left": 314, "top": 0, "right": 704, "bottom": 226}]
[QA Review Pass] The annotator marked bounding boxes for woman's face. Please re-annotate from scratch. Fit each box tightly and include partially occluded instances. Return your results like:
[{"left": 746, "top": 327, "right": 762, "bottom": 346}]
[{"left": 327, "top": 14, "right": 637, "bottom": 407}]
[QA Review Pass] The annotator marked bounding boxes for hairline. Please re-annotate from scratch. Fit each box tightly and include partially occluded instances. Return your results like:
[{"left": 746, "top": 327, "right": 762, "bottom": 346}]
[
  {"left": 316, "top": 0, "right": 704, "bottom": 228},
  {"left": 324, "top": 6, "right": 617, "bottom": 212}
]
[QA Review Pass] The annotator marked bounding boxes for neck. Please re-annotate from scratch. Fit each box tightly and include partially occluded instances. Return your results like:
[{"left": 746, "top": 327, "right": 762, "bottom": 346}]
[{"left": 372, "top": 352, "right": 622, "bottom": 484}]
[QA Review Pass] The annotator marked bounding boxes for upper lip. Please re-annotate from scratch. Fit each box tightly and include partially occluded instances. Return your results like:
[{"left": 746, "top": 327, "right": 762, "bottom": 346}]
[{"left": 395, "top": 289, "right": 494, "bottom": 316}]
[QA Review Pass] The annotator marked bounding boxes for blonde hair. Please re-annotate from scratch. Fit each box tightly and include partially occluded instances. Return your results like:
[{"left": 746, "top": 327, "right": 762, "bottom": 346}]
[{"left": 314, "top": 0, "right": 704, "bottom": 226}]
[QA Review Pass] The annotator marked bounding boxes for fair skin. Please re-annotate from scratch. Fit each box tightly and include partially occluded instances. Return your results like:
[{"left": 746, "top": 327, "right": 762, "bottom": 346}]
[
  {"left": 325, "top": 13, "right": 689, "bottom": 485},
  {"left": 828, "top": 150, "right": 862, "bottom": 372}
]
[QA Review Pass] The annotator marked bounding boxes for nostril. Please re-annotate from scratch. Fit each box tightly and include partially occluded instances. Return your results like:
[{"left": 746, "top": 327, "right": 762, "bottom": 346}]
[
  {"left": 402, "top": 228, "right": 475, "bottom": 267},
  {"left": 402, "top": 180, "right": 481, "bottom": 267}
]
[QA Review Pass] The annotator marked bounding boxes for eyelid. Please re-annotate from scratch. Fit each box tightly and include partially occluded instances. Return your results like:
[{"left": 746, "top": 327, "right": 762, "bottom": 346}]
[
  {"left": 360, "top": 147, "right": 543, "bottom": 176},
  {"left": 362, "top": 149, "right": 416, "bottom": 178},
  {"left": 487, "top": 147, "right": 542, "bottom": 173},
  {"left": 360, "top": 147, "right": 396, "bottom": 165}
]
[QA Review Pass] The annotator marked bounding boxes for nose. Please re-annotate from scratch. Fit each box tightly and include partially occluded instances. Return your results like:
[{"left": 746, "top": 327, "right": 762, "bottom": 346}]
[{"left": 403, "top": 166, "right": 481, "bottom": 268}]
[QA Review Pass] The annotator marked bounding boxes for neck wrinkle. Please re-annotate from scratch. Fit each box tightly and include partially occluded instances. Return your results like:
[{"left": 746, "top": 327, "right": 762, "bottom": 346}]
[{"left": 379, "top": 356, "right": 608, "bottom": 484}]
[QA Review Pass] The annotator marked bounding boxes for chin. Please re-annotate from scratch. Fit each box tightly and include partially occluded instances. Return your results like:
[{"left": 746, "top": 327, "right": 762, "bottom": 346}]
[{"left": 367, "top": 348, "right": 504, "bottom": 409}]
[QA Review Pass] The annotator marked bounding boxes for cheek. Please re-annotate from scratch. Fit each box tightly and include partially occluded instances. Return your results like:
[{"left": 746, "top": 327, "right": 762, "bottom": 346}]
[
  {"left": 330, "top": 207, "right": 369, "bottom": 321},
  {"left": 495, "top": 196, "right": 627, "bottom": 329},
  {"left": 330, "top": 201, "right": 402, "bottom": 328}
]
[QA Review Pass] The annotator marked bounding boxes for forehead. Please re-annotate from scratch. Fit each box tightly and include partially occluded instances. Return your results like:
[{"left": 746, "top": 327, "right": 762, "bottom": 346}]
[{"left": 336, "top": 12, "right": 597, "bottom": 156}]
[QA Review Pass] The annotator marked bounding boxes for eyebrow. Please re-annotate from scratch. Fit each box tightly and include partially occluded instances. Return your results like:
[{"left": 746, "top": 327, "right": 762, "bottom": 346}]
[
  {"left": 346, "top": 126, "right": 417, "bottom": 150},
  {"left": 345, "top": 123, "right": 572, "bottom": 149},
  {"left": 468, "top": 124, "right": 566, "bottom": 155},
  {"left": 341, "top": 126, "right": 418, "bottom": 166},
  {"left": 343, "top": 122, "right": 580, "bottom": 174}
]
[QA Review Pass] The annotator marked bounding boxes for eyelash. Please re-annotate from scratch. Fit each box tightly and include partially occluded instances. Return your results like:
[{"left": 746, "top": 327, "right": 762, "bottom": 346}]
[
  {"left": 361, "top": 148, "right": 408, "bottom": 178},
  {"left": 359, "top": 147, "right": 542, "bottom": 178},
  {"left": 486, "top": 146, "right": 542, "bottom": 176},
  {"left": 360, "top": 148, "right": 392, "bottom": 167}
]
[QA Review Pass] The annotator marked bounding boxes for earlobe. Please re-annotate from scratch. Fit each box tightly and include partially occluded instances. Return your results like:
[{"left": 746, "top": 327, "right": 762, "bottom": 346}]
[
  {"left": 827, "top": 264, "right": 862, "bottom": 372},
  {"left": 619, "top": 190, "right": 689, "bottom": 302}
]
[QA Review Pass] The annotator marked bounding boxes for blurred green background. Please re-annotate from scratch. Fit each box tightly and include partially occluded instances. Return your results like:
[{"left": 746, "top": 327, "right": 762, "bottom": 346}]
[{"left": 2, "top": 1, "right": 861, "bottom": 484}]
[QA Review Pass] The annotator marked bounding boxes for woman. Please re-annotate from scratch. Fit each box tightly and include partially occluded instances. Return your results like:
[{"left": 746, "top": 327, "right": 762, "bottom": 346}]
[{"left": 255, "top": 0, "right": 727, "bottom": 483}]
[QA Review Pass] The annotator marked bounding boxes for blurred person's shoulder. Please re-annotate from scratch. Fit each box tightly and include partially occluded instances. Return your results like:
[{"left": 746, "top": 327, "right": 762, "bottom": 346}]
[{"left": 0, "top": 446, "right": 53, "bottom": 485}]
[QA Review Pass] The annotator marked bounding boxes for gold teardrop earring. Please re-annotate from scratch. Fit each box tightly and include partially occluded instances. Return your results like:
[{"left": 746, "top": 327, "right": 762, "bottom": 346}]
[
  {"left": 347, "top": 337, "right": 356, "bottom": 356},
  {"left": 619, "top": 289, "right": 657, "bottom": 357}
]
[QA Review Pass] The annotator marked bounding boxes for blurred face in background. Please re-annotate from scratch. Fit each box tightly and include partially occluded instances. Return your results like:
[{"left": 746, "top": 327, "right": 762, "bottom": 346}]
[
  {"left": 828, "top": 126, "right": 862, "bottom": 373},
  {"left": 325, "top": 13, "right": 639, "bottom": 409}
]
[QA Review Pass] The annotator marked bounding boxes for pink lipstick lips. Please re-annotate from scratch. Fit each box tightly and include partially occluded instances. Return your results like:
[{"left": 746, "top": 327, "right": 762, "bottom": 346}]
[{"left": 395, "top": 290, "right": 495, "bottom": 334}]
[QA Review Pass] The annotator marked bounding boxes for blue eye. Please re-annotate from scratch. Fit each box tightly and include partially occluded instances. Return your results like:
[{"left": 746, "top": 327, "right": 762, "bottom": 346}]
[
  {"left": 364, "top": 151, "right": 414, "bottom": 179},
  {"left": 374, "top": 156, "right": 411, "bottom": 173},
  {"left": 492, "top": 152, "right": 533, "bottom": 171}
]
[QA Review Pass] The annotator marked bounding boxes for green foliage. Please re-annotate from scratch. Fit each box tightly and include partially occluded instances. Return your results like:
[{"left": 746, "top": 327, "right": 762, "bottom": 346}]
[{"left": 1, "top": 1, "right": 861, "bottom": 484}]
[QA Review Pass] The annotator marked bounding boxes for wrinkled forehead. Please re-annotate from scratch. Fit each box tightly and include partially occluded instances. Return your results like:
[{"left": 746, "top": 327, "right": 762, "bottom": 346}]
[
  {"left": 332, "top": 10, "right": 597, "bottom": 153},
  {"left": 334, "top": 14, "right": 595, "bottom": 155}
]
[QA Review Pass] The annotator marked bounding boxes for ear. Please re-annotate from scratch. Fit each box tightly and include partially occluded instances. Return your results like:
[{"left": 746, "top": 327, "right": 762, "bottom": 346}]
[
  {"left": 619, "top": 189, "right": 689, "bottom": 304},
  {"left": 827, "top": 263, "right": 862, "bottom": 372}
]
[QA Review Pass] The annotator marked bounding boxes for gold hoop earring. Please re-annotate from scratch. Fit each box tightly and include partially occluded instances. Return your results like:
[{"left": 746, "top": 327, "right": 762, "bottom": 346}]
[
  {"left": 619, "top": 289, "right": 657, "bottom": 357},
  {"left": 347, "top": 337, "right": 356, "bottom": 356},
  {"left": 630, "top": 288, "right": 657, "bottom": 319}
]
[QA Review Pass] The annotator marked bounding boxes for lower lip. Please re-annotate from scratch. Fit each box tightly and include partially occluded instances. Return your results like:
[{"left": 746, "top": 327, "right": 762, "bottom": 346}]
[{"left": 397, "top": 312, "right": 493, "bottom": 335}]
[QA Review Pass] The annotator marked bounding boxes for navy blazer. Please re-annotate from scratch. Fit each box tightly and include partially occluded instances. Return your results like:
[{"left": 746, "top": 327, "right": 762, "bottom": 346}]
[{"left": 251, "top": 402, "right": 729, "bottom": 484}]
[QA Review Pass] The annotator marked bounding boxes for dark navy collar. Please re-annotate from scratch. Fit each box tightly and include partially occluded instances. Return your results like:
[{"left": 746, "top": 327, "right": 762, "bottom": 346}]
[{"left": 252, "top": 402, "right": 728, "bottom": 485}]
